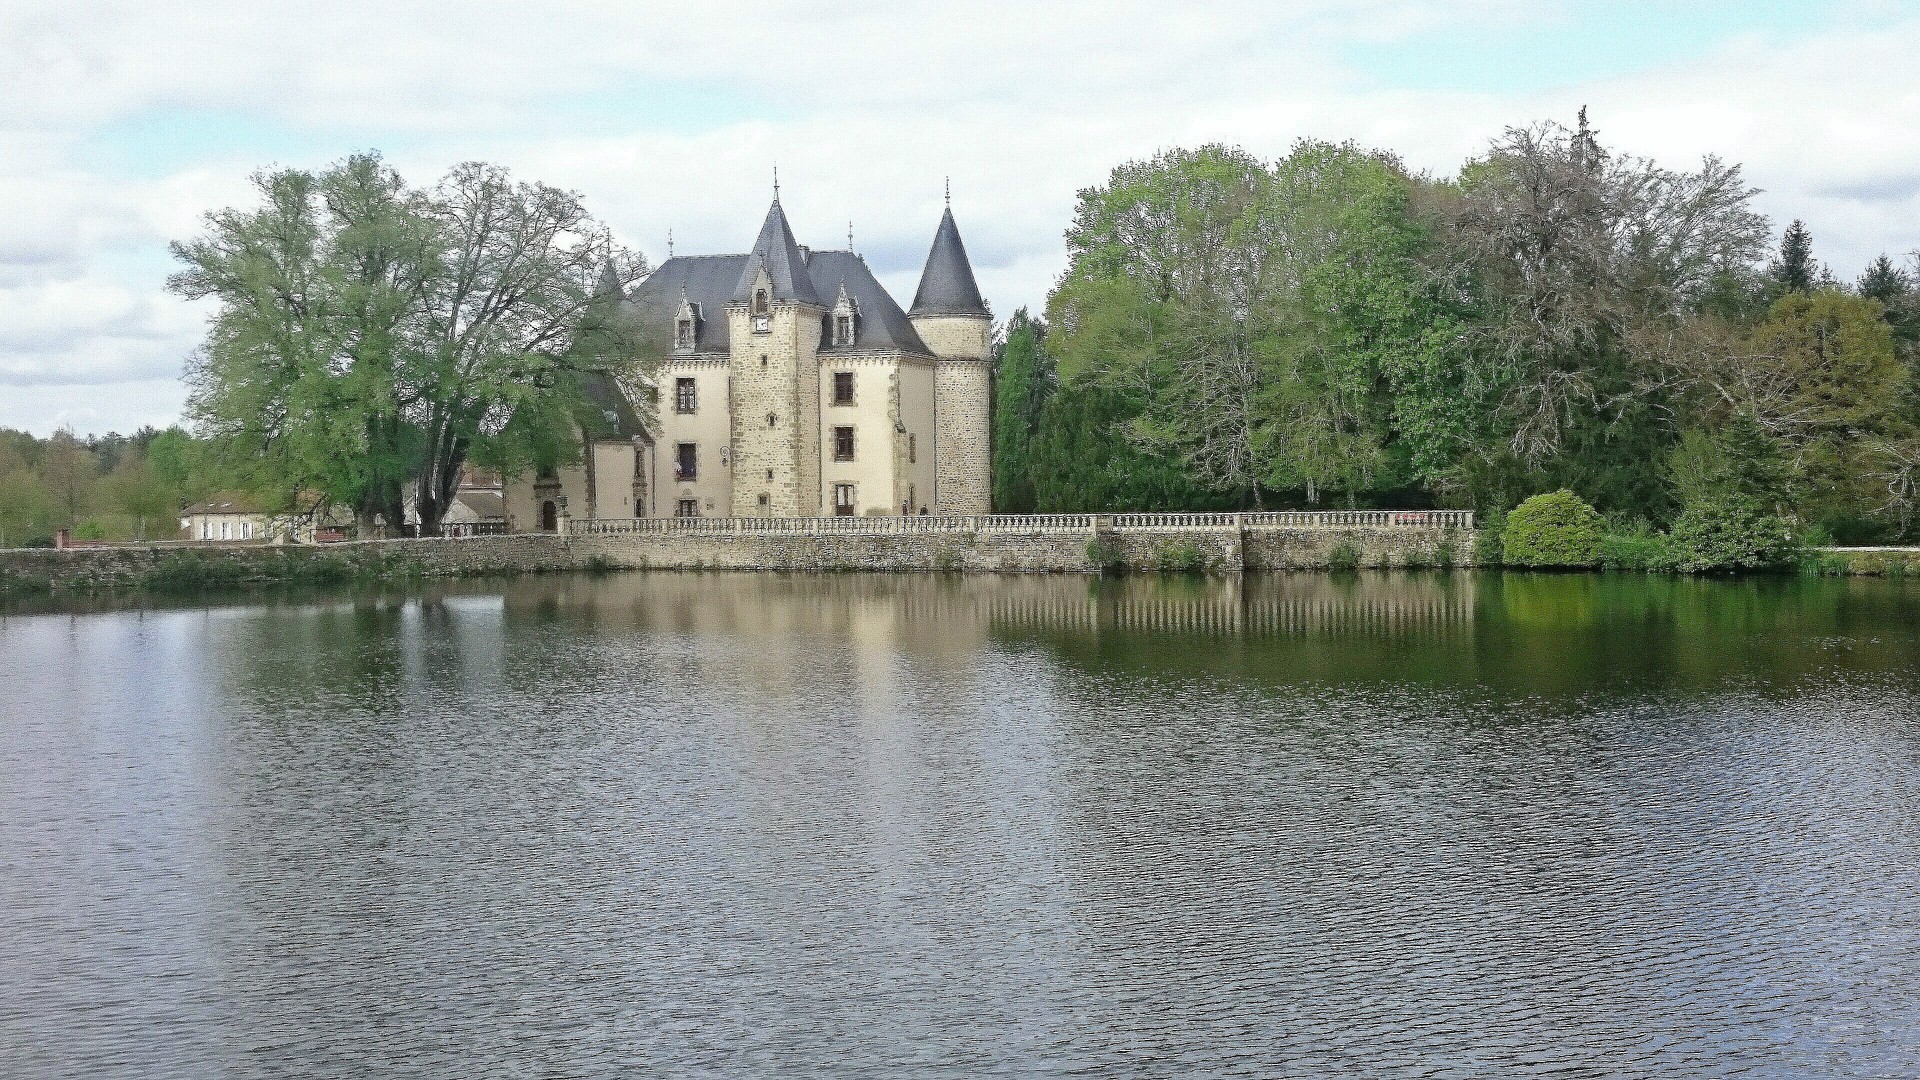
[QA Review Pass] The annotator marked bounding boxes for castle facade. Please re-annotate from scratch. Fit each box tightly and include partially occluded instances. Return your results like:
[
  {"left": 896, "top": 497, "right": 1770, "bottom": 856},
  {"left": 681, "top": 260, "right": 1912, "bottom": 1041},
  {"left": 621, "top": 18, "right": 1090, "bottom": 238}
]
[
  {"left": 503, "top": 193, "right": 993, "bottom": 530},
  {"left": 655, "top": 195, "right": 997, "bottom": 521}
]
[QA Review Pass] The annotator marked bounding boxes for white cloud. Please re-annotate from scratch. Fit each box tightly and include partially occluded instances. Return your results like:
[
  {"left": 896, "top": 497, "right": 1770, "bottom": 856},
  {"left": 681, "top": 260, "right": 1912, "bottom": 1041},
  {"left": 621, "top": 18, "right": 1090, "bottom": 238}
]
[{"left": 2, "top": 1, "right": 1918, "bottom": 434}]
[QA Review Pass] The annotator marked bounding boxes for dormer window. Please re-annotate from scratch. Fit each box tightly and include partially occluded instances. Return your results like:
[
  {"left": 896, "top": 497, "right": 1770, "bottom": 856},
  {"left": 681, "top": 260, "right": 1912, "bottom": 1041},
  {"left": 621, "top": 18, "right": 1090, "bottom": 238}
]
[
  {"left": 830, "top": 283, "right": 859, "bottom": 347},
  {"left": 673, "top": 295, "right": 700, "bottom": 352},
  {"left": 753, "top": 289, "right": 769, "bottom": 316}
]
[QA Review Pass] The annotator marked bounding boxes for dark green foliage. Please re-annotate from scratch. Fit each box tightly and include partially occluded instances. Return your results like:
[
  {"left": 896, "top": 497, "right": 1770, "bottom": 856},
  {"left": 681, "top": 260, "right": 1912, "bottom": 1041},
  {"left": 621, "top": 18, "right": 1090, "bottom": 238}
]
[
  {"left": 1473, "top": 508, "right": 1506, "bottom": 567},
  {"left": 1771, "top": 220, "right": 1817, "bottom": 293},
  {"left": 1668, "top": 496, "right": 1800, "bottom": 573},
  {"left": 1028, "top": 381, "right": 1232, "bottom": 512},
  {"left": 1502, "top": 490, "right": 1603, "bottom": 568},
  {"left": 1598, "top": 522, "right": 1676, "bottom": 572},
  {"left": 1433, "top": 538, "right": 1458, "bottom": 569},
  {"left": 1856, "top": 254, "right": 1920, "bottom": 357},
  {"left": 991, "top": 309, "right": 1051, "bottom": 513}
]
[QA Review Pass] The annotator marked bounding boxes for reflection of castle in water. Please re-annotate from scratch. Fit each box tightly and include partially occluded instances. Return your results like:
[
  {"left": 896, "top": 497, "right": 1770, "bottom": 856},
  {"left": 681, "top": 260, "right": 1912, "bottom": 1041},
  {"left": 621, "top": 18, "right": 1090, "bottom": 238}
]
[{"left": 499, "top": 571, "right": 1477, "bottom": 641}]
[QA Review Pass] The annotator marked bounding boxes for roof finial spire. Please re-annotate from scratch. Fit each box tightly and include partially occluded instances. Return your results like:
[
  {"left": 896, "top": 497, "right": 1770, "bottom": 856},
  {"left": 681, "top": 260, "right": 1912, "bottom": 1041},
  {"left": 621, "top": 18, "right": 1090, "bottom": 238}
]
[
  {"left": 773, "top": 164, "right": 780, "bottom": 204},
  {"left": 944, "top": 176, "right": 951, "bottom": 209},
  {"left": 848, "top": 220, "right": 854, "bottom": 252},
  {"left": 667, "top": 228, "right": 674, "bottom": 258}
]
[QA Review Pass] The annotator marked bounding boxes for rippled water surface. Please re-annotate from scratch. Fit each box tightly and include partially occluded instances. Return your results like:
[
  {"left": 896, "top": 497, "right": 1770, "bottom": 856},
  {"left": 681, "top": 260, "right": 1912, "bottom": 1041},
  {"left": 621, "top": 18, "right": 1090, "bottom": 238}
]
[{"left": 3, "top": 572, "right": 1919, "bottom": 1077}]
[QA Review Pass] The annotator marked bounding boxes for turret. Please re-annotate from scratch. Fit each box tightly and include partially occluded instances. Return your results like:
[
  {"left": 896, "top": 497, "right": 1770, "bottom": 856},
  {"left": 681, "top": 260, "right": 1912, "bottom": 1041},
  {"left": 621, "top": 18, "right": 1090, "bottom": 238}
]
[
  {"left": 908, "top": 204, "right": 992, "bottom": 360},
  {"left": 911, "top": 199, "right": 993, "bottom": 513}
]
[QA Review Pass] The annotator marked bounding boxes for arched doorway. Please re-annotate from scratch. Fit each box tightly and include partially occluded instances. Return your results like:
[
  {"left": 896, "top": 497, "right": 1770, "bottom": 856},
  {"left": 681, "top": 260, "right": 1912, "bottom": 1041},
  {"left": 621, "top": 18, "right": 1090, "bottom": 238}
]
[{"left": 540, "top": 500, "right": 558, "bottom": 532}]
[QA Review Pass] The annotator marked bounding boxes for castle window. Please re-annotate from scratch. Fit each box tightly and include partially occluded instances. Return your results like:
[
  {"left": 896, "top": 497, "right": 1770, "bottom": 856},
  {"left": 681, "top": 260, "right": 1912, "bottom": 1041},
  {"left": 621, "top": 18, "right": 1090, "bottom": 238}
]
[
  {"left": 909, "top": 433, "right": 916, "bottom": 464},
  {"left": 833, "top": 484, "right": 856, "bottom": 516},
  {"left": 753, "top": 289, "right": 769, "bottom": 316},
  {"left": 675, "top": 377, "right": 696, "bottom": 414},
  {"left": 676, "top": 498, "right": 699, "bottom": 518},
  {"left": 830, "top": 283, "right": 859, "bottom": 346},
  {"left": 767, "top": 413, "right": 778, "bottom": 428},
  {"left": 757, "top": 493, "right": 770, "bottom": 513},
  {"left": 834, "top": 426, "right": 855, "bottom": 462},
  {"left": 674, "top": 296, "right": 700, "bottom": 351},
  {"left": 675, "top": 443, "right": 697, "bottom": 482},
  {"left": 832, "top": 371, "right": 854, "bottom": 406}
]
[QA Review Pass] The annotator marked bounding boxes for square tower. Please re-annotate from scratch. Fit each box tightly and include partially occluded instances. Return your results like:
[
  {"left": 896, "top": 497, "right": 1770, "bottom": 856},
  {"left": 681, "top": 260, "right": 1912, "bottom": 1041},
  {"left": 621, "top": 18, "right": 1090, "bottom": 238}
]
[{"left": 725, "top": 201, "right": 825, "bottom": 517}]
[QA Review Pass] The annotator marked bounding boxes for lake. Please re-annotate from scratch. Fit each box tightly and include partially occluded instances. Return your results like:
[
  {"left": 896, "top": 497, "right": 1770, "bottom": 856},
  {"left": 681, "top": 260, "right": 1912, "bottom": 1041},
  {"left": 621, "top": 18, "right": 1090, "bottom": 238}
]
[{"left": 3, "top": 571, "right": 1918, "bottom": 1076}]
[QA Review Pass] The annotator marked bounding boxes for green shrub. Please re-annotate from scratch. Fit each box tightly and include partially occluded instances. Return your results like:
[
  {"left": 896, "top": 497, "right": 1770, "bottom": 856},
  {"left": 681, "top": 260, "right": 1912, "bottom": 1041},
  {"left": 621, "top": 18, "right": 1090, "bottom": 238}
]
[
  {"left": 1433, "top": 538, "right": 1458, "bottom": 570},
  {"left": 1598, "top": 522, "right": 1676, "bottom": 572},
  {"left": 1085, "top": 537, "right": 1125, "bottom": 574},
  {"left": 1668, "top": 496, "right": 1799, "bottom": 573},
  {"left": 1502, "top": 490, "right": 1602, "bottom": 568},
  {"left": 142, "top": 552, "right": 248, "bottom": 592},
  {"left": 1327, "top": 540, "right": 1361, "bottom": 572},
  {"left": 1473, "top": 508, "right": 1506, "bottom": 567},
  {"left": 1154, "top": 540, "right": 1208, "bottom": 574}
]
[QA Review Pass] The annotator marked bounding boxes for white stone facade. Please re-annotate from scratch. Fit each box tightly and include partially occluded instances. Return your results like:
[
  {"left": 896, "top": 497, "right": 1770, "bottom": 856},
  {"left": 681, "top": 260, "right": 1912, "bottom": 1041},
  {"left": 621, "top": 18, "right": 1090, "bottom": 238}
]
[{"left": 632, "top": 195, "right": 993, "bottom": 520}]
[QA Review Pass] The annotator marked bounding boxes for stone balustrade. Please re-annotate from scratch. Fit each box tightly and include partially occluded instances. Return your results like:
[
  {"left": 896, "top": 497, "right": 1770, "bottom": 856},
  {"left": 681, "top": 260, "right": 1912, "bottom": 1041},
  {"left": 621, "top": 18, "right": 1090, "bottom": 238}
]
[{"left": 569, "top": 509, "right": 1472, "bottom": 537}]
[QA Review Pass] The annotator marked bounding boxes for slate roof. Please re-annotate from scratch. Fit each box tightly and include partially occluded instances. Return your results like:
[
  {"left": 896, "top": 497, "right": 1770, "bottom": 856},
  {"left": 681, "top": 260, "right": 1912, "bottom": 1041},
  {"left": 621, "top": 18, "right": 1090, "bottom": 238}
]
[
  {"left": 571, "top": 369, "right": 650, "bottom": 441},
  {"left": 806, "top": 250, "right": 931, "bottom": 356},
  {"left": 731, "top": 200, "right": 822, "bottom": 306},
  {"left": 909, "top": 207, "right": 990, "bottom": 318},
  {"left": 636, "top": 249, "right": 934, "bottom": 357}
]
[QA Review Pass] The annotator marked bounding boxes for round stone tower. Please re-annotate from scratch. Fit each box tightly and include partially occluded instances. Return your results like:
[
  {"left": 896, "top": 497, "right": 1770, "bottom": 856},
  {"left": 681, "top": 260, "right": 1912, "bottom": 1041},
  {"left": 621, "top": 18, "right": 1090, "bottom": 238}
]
[{"left": 909, "top": 205, "right": 992, "bottom": 515}]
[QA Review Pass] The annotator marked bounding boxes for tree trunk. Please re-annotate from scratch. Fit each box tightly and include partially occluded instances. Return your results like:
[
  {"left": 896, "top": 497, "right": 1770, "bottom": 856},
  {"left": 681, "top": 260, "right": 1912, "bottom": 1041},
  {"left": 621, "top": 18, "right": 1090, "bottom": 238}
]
[{"left": 417, "top": 492, "right": 442, "bottom": 538}]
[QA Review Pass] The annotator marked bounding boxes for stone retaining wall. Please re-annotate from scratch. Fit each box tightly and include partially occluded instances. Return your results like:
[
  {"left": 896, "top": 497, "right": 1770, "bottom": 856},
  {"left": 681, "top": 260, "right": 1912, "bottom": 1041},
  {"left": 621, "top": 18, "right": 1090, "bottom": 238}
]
[{"left": 1, "top": 522, "right": 1479, "bottom": 595}]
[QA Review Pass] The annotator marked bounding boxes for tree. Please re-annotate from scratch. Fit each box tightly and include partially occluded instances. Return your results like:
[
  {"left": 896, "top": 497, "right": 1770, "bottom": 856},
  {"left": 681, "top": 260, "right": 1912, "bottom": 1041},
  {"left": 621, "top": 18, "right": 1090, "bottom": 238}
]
[
  {"left": 37, "top": 430, "right": 97, "bottom": 528},
  {"left": 990, "top": 308, "right": 1050, "bottom": 513},
  {"left": 1770, "top": 220, "right": 1817, "bottom": 294},
  {"left": 1450, "top": 116, "right": 1769, "bottom": 503},
  {"left": 1742, "top": 290, "right": 1913, "bottom": 535},
  {"left": 1856, "top": 253, "right": 1920, "bottom": 353},
  {"left": 172, "top": 153, "right": 657, "bottom": 536},
  {"left": 102, "top": 457, "right": 178, "bottom": 540},
  {"left": 1027, "top": 380, "right": 1227, "bottom": 512},
  {"left": 1050, "top": 145, "right": 1277, "bottom": 504}
]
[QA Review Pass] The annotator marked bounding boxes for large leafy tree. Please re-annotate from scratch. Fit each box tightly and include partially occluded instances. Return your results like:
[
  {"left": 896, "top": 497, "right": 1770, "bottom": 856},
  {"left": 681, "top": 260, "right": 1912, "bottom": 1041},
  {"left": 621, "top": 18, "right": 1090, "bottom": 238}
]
[
  {"left": 1048, "top": 141, "right": 1473, "bottom": 507},
  {"left": 172, "top": 153, "right": 656, "bottom": 535},
  {"left": 1049, "top": 145, "right": 1276, "bottom": 504},
  {"left": 1451, "top": 113, "right": 1769, "bottom": 511}
]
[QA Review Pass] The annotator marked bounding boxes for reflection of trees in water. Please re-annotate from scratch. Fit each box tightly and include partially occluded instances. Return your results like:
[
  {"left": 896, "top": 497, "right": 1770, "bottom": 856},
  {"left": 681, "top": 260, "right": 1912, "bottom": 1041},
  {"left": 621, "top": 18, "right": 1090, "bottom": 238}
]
[{"left": 473, "top": 569, "right": 1919, "bottom": 699}]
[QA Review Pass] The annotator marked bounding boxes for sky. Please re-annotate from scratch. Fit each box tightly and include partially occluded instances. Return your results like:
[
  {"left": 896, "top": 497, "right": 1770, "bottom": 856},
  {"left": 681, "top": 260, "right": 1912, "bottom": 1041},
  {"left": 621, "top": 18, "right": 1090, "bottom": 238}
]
[{"left": 4, "top": 0, "right": 1920, "bottom": 437}]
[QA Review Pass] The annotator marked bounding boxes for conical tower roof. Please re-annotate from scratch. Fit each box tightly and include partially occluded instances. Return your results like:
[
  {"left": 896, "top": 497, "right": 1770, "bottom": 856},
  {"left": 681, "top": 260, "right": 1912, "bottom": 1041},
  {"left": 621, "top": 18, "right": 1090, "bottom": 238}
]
[
  {"left": 910, "top": 207, "right": 989, "bottom": 317},
  {"left": 732, "top": 198, "right": 822, "bottom": 306}
]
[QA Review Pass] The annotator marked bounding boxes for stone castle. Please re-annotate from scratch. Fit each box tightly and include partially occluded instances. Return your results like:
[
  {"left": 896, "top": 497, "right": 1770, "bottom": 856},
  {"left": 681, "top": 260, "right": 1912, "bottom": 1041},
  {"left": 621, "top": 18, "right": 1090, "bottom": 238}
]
[{"left": 505, "top": 190, "right": 992, "bottom": 530}]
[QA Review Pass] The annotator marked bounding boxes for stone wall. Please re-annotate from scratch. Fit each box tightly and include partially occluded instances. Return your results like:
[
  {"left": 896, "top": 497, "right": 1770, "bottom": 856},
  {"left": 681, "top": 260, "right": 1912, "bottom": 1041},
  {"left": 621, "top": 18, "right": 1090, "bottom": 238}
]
[
  {"left": 932, "top": 359, "right": 991, "bottom": 514},
  {"left": 1, "top": 522, "right": 1480, "bottom": 596}
]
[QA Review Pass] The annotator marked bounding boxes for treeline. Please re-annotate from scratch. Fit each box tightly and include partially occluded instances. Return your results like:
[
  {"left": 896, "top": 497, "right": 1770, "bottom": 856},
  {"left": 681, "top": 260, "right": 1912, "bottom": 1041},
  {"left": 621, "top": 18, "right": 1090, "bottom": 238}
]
[
  {"left": 993, "top": 114, "right": 1920, "bottom": 546},
  {"left": 0, "top": 427, "right": 225, "bottom": 547}
]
